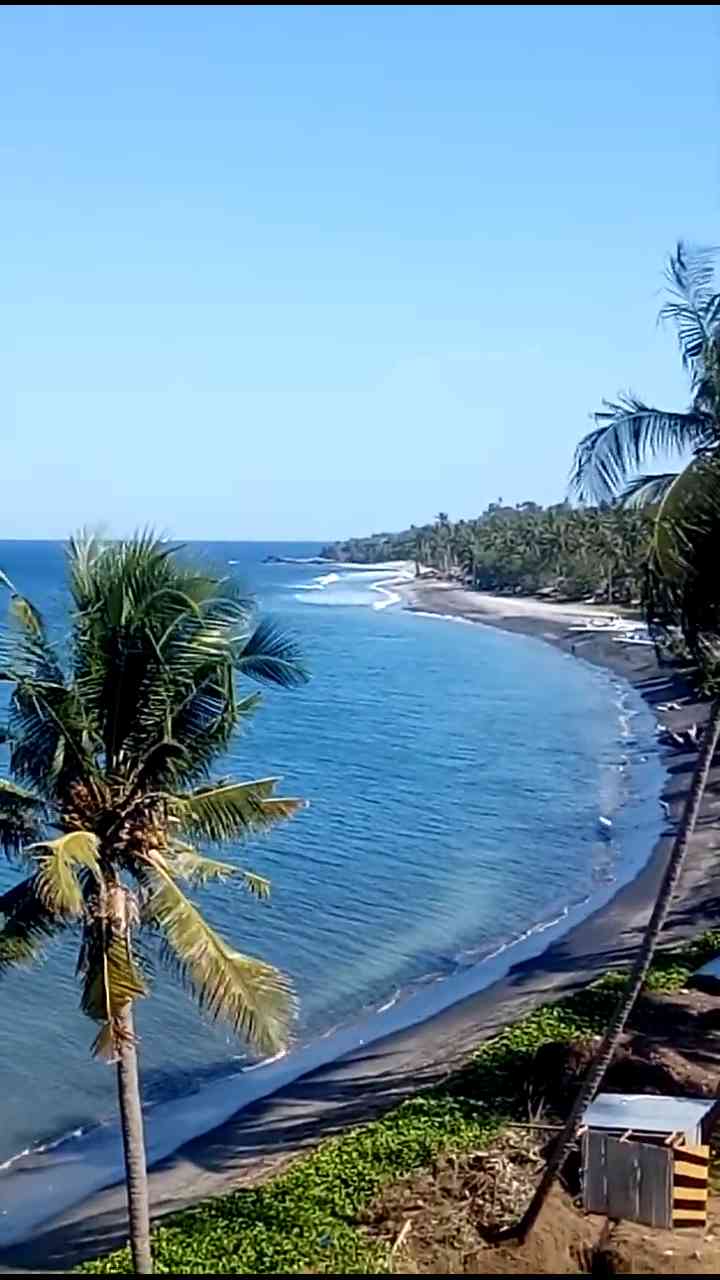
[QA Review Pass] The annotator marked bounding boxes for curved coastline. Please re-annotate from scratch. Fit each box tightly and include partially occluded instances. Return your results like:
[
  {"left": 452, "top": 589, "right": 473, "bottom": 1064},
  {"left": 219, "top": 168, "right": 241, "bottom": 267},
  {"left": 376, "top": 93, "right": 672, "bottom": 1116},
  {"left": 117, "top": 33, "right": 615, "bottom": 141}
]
[{"left": 2, "top": 584, "right": 718, "bottom": 1272}]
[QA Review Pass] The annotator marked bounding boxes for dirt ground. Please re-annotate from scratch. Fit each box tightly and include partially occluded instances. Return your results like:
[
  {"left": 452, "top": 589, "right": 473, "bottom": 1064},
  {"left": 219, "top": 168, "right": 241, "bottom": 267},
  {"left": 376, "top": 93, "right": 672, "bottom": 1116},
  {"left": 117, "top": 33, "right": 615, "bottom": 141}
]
[
  {"left": 361, "top": 1141, "right": 720, "bottom": 1274},
  {"left": 361, "top": 987, "right": 720, "bottom": 1274}
]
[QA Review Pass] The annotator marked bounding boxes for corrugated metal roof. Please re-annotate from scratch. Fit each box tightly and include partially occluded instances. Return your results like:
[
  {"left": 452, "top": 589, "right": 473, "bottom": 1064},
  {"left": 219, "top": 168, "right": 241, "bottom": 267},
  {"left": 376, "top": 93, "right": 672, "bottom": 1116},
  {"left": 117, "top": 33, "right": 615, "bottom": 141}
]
[{"left": 583, "top": 1093, "right": 716, "bottom": 1140}]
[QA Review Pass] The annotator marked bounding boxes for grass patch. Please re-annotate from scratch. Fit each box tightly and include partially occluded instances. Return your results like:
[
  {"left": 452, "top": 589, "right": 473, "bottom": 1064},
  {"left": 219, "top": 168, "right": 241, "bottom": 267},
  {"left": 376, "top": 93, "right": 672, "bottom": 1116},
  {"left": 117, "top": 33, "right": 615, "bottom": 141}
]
[{"left": 80, "top": 929, "right": 720, "bottom": 1274}]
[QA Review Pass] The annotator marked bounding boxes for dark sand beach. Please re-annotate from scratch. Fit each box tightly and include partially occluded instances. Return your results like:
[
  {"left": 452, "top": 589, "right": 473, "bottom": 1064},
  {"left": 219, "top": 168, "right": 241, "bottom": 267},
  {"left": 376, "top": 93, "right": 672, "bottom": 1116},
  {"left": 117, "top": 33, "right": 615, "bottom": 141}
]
[{"left": 3, "top": 581, "right": 719, "bottom": 1272}]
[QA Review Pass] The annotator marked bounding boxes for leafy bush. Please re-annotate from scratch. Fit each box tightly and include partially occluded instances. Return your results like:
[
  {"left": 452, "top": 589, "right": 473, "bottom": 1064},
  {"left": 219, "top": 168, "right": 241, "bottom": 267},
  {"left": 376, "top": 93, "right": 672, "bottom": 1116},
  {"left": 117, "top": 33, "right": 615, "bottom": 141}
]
[{"left": 80, "top": 929, "right": 720, "bottom": 1274}]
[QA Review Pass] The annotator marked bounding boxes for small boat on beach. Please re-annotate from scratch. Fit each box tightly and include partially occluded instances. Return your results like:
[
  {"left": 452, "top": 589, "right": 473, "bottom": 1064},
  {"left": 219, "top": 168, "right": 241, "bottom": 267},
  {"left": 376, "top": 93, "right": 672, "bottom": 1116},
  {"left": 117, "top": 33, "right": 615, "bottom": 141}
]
[{"left": 567, "top": 614, "right": 627, "bottom": 632}]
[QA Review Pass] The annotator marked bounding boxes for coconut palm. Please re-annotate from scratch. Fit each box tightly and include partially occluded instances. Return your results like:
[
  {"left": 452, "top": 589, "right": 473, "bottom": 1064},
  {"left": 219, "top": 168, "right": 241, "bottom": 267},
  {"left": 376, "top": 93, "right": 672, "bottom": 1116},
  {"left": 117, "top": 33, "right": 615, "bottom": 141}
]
[
  {"left": 512, "top": 248, "right": 720, "bottom": 1241},
  {"left": 570, "top": 242, "right": 720, "bottom": 513},
  {"left": 0, "top": 535, "right": 308, "bottom": 1273}
]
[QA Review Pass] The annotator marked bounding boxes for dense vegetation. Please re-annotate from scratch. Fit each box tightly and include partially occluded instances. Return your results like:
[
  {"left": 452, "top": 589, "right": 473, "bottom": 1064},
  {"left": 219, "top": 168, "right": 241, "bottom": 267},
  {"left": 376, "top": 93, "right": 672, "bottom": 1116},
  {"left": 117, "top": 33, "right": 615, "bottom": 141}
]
[
  {"left": 80, "top": 928, "right": 720, "bottom": 1274},
  {"left": 322, "top": 505, "right": 654, "bottom": 606}
]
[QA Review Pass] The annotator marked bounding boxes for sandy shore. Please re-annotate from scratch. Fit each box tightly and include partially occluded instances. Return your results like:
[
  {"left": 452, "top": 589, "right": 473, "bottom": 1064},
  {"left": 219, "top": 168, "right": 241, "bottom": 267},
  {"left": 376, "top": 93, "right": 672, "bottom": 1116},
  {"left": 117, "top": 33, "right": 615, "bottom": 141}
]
[{"left": 3, "top": 581, "right": 720, "bottom": 1272}]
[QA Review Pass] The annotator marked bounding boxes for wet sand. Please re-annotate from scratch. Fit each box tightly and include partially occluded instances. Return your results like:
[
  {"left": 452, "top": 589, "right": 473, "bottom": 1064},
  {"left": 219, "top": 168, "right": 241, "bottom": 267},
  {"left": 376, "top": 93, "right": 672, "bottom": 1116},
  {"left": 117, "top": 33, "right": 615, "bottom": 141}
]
[{"left": 3, "top": 582, "right": 720, "bottom": 1272}]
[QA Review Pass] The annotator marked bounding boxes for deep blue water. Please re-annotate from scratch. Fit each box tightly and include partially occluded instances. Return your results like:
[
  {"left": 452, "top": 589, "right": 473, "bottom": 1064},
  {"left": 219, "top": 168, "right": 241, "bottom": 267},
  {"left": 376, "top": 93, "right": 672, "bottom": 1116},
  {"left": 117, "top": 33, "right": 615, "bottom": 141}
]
[{"left": 0, "top": 541, "right": 664, "bottom": 1238}]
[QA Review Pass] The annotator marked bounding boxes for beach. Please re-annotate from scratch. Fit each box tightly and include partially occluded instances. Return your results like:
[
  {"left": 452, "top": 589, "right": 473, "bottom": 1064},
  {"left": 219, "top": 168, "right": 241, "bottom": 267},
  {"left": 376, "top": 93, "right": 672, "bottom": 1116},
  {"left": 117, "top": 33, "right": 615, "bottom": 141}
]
[{"left": 2, "top": 579, "right": 719, "bottom": 1272}]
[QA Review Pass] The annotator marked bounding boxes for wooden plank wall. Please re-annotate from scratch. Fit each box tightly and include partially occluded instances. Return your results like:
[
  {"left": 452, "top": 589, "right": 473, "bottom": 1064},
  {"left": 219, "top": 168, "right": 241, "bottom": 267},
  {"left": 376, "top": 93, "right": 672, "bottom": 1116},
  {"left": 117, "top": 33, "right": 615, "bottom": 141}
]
[{"left": 583, "top": 1132, "right": 673, "bottom": 1228}]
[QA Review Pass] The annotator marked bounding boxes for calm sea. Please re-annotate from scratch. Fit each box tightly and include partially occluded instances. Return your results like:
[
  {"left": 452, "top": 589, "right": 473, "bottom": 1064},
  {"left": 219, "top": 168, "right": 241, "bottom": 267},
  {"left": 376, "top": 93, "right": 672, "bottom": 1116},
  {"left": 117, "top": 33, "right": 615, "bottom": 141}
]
[{"left": 0, "top": 541, "right": 664, "bottom": 1241}]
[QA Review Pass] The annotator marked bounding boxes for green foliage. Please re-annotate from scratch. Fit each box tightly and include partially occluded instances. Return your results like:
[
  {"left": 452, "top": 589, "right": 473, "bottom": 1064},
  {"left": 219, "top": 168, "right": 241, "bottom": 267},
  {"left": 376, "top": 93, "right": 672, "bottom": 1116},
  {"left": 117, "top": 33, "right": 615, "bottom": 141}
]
[
  {"left": 322, "top": 505, "right": 655, "bottom": 607},
  {"left": 145, "top": 861, "right": 295, "bottom": 1055},
  {"left": 0, "top": 533, "right": 307, "bottom": 1059},
  {"left": 30, "top": 831, "right": 102, "bottom": 916},
  {"left": 567, "top": 243, "right": 720, "bottom": 681},
  {"left": 571, "top": 243, "right": 720, "bottom": 507},
  {"left": 80, "top": 929, "right": 720, "bottom": 1274}
]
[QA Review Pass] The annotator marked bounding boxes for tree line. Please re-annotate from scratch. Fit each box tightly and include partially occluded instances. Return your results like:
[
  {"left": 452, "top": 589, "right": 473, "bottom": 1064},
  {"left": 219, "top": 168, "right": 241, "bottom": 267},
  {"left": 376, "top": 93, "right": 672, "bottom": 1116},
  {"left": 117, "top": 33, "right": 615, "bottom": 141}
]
[{"left": 324, "top": 504, "right": 655, "bottom": 606}]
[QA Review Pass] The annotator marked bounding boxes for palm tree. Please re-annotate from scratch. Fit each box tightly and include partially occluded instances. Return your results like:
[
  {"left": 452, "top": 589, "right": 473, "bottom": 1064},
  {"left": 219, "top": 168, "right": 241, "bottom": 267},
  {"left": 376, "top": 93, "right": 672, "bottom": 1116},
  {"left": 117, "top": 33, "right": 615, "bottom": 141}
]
[
  {"left": 512, "top": 247, "right": 720, "bottom": 1241},
  {"left": 570, "top": 243, "right": 720, "bottom": 514},
  {"left": 0, "top": 535, "right": 308, "bottom": 1273},
  {"left": 432, "top": 514, "right": 452, "bottom": 576}
]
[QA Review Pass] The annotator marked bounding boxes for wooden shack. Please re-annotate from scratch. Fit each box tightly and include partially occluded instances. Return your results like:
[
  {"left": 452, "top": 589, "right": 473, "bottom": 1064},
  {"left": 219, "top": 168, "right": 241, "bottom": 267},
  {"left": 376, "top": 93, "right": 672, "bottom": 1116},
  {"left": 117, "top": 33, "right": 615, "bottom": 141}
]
[{"left": 582, "top": 1093, "right": 718, "bottom": 1229}]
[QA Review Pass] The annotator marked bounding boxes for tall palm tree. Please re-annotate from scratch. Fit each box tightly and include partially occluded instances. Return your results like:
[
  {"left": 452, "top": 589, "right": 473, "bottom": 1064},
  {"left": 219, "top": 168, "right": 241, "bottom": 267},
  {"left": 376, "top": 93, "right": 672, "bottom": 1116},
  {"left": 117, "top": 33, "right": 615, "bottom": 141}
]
[
  {"left": 512, "top": 246, "right": 720, "bottom": 1241},
  {"left": 570, "top": 243, "right": 720, "bottom": 513},
  {"left": 0, "top": 535, "right": 308, "bottom": 1273}
]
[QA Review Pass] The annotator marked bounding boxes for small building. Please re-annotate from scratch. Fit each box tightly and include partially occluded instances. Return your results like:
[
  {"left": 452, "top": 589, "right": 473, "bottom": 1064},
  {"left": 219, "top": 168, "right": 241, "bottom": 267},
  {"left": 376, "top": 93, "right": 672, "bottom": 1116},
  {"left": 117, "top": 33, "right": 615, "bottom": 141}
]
[{"left": 582, "top": 1093, "right": 717, "bottom": 1229}]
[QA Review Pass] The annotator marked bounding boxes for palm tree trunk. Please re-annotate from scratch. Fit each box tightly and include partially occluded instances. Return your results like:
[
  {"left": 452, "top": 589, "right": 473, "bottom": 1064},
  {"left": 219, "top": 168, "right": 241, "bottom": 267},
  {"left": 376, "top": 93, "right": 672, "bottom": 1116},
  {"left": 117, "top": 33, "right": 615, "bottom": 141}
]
[
  {"left": 511, "top": 696, "right": 720, "bottom": 1243},
  {"left": 116, "top": 1006, "right": 153, "bottom": 1274}
]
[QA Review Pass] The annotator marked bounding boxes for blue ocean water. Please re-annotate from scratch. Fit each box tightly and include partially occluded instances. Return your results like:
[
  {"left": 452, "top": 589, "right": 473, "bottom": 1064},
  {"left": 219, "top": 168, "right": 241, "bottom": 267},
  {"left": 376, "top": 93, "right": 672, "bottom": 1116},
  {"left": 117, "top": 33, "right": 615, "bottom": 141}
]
[{"left": 0, "top": 541, "right": 664, "bottom": 1233}]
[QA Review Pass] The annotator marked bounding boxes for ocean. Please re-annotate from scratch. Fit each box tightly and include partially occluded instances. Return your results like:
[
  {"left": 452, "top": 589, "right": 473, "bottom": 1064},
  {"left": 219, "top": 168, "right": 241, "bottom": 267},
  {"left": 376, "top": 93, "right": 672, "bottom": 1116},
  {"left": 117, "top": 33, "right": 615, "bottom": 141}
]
[{"left": 0, "top": 540, "right": 664, "bottom": 1243}]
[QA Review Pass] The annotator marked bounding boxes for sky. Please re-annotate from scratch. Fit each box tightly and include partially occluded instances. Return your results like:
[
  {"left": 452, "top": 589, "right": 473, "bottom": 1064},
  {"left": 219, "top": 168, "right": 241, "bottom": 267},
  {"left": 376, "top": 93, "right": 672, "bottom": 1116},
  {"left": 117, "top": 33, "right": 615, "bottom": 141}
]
[{"left": 2, "top": 4, "right": 719, "bottom": 540}]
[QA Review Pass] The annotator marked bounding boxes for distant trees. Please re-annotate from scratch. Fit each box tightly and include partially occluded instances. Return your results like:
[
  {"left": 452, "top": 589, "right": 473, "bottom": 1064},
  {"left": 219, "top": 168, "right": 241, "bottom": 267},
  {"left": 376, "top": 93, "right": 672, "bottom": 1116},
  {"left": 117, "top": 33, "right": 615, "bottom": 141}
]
[{"left": 323, "top": 504, "right": 654, "bottom": 606}]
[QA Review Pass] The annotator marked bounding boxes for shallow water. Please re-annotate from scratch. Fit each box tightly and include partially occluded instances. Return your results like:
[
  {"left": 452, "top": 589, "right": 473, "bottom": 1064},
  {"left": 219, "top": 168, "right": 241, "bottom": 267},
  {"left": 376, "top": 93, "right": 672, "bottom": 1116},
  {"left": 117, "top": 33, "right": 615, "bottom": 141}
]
[{"left": 0, "top": 542, "right": 663, "bottom": 1238}]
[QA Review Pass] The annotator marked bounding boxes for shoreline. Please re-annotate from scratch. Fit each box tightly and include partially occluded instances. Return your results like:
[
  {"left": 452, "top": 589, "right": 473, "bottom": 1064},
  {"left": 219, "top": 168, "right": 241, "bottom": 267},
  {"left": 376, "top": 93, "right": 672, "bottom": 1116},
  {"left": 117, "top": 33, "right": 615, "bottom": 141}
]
[{"left": 3, "top": 581, "right": 720, "bottom": 1271}]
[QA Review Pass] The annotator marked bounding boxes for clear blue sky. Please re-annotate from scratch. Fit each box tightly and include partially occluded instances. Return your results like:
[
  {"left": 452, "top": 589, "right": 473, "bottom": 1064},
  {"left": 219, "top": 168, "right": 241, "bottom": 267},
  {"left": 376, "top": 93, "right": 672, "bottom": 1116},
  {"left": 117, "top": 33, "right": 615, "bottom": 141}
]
[{"left": 2, "top": 4, "right": 718, "bottom": 540}]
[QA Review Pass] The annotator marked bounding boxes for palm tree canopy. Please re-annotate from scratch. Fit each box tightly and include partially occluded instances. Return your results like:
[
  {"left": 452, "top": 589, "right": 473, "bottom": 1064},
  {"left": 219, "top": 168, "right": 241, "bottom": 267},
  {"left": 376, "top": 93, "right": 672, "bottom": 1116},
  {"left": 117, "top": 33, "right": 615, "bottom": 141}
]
[
  {"left": 0, "top": 534, "right": 308, "bottom": 1057},
  {"left": 570, "top": 243, "right": 720, "bottom": 506}
]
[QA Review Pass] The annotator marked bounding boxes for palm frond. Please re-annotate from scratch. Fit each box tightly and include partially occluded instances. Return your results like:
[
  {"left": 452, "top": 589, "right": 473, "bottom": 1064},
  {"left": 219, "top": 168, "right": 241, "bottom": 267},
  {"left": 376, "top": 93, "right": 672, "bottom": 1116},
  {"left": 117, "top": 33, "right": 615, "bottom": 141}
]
[
  {"left": 569, "top": 397, "right": 711, "bottom": 503},
  {"left": 145, "top": 862, "right": 293, "bottom": 1054},
  {"left": 9, "top": 593, "right": 45, "bottom": 638},
  {"left": 237, "top": 869, "right": 272, "bottom": 899},
  {"left": 234, "top": 617, "right": 309, "bottom": 688},
  {"left": 0, "top": 876, "right": 64, "bottom": 974},
  {"left": 78, "top": 918, "right": 148, "bottom": 1058},
  {"left": 29, "top": 831, "right": 101, "bottom": 916},
  {"left": 7, "top": 685, "right": 65, "bottom": 792},
  {"left": 126, "top": 687, "right": 261, "bottom": 798},
  {"left": 0, "top": 779, "right": 46, "bottom": 856},
  {"left": 618, "top": 472, "right": 680, "bottom": 509},
  {"left": 2, "top": 592, "right": 64, "bottom": 685},
  {"left": 649, "top": 455, "right": 720, "bottom": 577},
  {"left": 66, "top": 530, "right": 104, "bottom": 612},
  {"left": 2, "top": 619, "right": 99, "bottom": 799},
  {"left": 68, "top": 530, "right": 264, "bottom": 781},
  {"left": 661, "top": 243, "right": 720, "bottom": 377},
  {"left": 166, "top": 844, "right": 271, "bottom": 897},
  {"left": 643, "top": 459, "right": 720, "bottom": 686},
  {"left": 171, "top": 778, "right": 305, "bottom": 844},
  {"left": 68, "top": 530, "right": 208, "bottom": 769}
]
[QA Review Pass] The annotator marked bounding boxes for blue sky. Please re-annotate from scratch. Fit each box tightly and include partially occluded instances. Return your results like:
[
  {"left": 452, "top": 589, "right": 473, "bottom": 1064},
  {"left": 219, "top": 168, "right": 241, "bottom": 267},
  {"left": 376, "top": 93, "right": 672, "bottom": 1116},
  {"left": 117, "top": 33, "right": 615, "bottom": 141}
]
[{"left": 2, "top": 4, "right": 718, "bottom": 540}]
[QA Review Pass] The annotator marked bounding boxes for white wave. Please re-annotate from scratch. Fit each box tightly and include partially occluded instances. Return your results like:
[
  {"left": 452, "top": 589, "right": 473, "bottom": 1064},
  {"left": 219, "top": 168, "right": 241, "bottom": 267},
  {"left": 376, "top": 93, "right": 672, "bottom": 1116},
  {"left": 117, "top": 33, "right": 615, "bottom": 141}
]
[
  {"left": 242, "top": 1048, "right": 288, "bottom": 1073},
  {"left": 295, "top": 572, "right": 341, "bottom": 592},
  {"left": 295, "top": 592, "right": 369, "bottom": 607},
  {"left": 295, "top": 567, "right": 406, "bottom": 611},
  {"left": 0, "top": 1147, "right": 29, "bottom": 1172},
  {"left": 376, "top": 989, "right": 401, "bottom": 1013},
  {"left": 481, "top": 903, "right": 574, "bottom": 965},
  {"left": 411, "top": 610, "right": 477, "bottom": 626},
  {"left": 372, "top": 586, "right": 402, "bottom": 611},
  {"left": 330, "top": 559, "right": 413, "bottom": 572},
  {"left": 0, "top": 1126, "right": 86, "bottom": 1171}
]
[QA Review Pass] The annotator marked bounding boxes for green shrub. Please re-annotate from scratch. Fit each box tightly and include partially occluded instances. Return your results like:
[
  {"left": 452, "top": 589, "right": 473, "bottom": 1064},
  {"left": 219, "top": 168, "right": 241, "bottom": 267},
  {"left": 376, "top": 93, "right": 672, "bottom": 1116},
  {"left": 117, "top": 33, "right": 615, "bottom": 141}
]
[{"left": 80, "top": 929, "right": 720, "bottom": 1274}]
